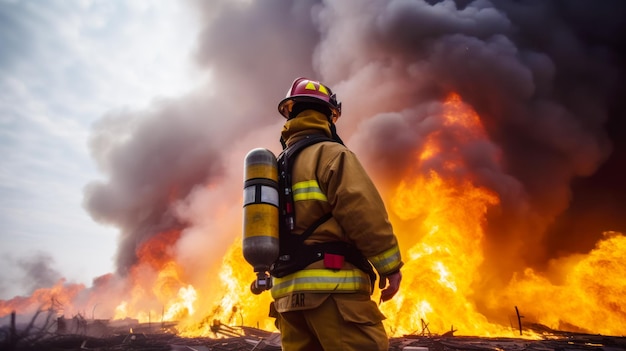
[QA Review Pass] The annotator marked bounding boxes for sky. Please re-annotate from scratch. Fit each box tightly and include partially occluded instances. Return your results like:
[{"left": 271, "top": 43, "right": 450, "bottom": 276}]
[
  {"left": 0, "top": 0, "right": 625, "bottom": 310},
  {"left": 0, "top": 0, "right": 205, "bottom": 299}
]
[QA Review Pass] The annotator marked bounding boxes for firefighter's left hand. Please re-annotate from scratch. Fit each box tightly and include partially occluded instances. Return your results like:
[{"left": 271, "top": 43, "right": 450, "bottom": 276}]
[{"left": 379, "top": 271, "right": 402, "bottom": 303}]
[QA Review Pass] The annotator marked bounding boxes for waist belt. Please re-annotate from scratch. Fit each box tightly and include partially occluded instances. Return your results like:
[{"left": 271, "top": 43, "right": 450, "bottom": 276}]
[{"left": 270, "top": 241, "right": 377, "bottom": 292}]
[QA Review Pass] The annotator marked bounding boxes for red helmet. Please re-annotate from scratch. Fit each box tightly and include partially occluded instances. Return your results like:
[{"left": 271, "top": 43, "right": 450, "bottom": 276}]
[{"left": 278, "top": 77, "right": 342, "bottom": 120}]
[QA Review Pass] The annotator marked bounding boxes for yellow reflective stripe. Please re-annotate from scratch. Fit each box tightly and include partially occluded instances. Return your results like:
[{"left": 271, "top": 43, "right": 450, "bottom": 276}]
[
  {"left": 292, "top": 180, "right": 320, "bottom": 190},
  {"left": 294, "top": 192, "right": 327, "bottom": 201},
  {"left": 271, "top": 269, "right": 371, "bottom": 298},
  {"left": 292, "top": 180, "right": 327, "bottom": 202},
  {"left": 368, "top": 245, "right": 402, "bottom": 275},
  {"left": 303, "top": 81, "right": 329, "bottom": 95},
  {"left": 318, "top": 84, "right": 329, "bottom": 95}
]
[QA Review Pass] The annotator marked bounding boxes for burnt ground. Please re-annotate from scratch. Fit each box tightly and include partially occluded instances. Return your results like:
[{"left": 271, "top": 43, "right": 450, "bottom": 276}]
[{"left": 2, "top": 324, "right": 626, "bottom": 351}]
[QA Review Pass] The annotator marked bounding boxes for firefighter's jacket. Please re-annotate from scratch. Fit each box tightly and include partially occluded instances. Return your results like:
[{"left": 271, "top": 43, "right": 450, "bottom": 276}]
[{"left": 271, "top": 110, "right": 403, "bottom": 310}]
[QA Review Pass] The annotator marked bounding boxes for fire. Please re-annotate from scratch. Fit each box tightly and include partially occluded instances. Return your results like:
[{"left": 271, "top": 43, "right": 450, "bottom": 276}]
[
  {"left": 2, "top": 92, "right": 625, "bottom": 339},
  {"left": 380, "top": 92, "right": 506, "bottom": 336},
  {"left": 175, "top": 240, "right": 274, "bottom": 336},
  {"left": 377, "top": 93, "right": 626, "bottom": 337},
  {"left": 112, "top": 230, "right": 189, "bottom": 322},
  {"left": 0, "top": 279, "right": 85, "bottom": 317},
  {"left": 384, "top": 170, "right": 505, "bottom": 336},
  {"left": 498, "top": 231, "right": 626, "bottom": 336}
]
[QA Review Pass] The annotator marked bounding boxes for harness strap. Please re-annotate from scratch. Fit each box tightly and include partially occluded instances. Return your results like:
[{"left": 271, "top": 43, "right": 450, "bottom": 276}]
[
  {"left": 300, "top": 212, "right": 332, "bottom": 243},
  {"left": 277, "top": 134, "right": 334, "bottom": 234}
]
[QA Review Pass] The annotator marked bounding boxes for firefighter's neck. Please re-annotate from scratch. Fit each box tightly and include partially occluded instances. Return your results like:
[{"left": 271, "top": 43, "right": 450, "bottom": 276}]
[{"left": 281, "top": 110, "right": 332, "bottom": 146}]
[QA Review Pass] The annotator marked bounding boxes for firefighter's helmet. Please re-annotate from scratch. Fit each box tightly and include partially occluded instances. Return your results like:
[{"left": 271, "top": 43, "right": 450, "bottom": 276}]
[{"left": 278, "top": 77, "right": 342, "bottom": 121}]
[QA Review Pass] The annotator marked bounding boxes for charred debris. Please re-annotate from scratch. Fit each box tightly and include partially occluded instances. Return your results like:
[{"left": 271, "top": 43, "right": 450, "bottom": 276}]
[{"left": 1, "top": 309, "right": 625, "bottom": 351}]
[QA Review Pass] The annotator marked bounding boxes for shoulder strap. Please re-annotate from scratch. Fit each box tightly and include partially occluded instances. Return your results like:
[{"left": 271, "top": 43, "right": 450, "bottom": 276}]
[
  {"left": 278, "top": 134, "right": 335, "bottom": 170},
  {"left": 278, "top": 134, "right": 336, "bottom": 234}
]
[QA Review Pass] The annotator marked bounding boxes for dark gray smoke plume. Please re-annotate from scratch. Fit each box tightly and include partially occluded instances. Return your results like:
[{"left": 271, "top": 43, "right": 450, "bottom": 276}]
[
  {"left": 311, "top": 0, "right": 626, "bottom": 277},
  {"left": 18, "top": 253, "right": 62, "bottom": 292},
  {"left": 0, "top": 253, "right": 63, "bottom": 295},
  {"left": 83, "top": 0, "right": 323, "bottom": 275},
  {"left": 83, "top": 0, "right": 626, "bottom": 293}
]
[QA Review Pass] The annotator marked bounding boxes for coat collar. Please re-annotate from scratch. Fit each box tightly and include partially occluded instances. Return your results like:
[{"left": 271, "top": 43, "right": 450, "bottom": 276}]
[{"left": 281, "top": 110, "right": 332, "bottom": 147}]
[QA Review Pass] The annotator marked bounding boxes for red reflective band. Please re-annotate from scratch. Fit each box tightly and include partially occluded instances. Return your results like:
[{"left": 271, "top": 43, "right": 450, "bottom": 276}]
[{"left": 323, "top": 253, "right": 344, "bottom": 270}]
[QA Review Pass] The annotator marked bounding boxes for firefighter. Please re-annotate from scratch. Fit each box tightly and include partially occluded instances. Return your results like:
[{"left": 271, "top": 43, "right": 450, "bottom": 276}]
[{"left": 270, "top": 77, "right": 403, "bottom": 351}]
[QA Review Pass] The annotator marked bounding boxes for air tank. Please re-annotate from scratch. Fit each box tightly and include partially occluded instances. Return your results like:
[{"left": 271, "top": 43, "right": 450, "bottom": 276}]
[{"left": 242, "top": 148, "right": 280, "bottom": 293}]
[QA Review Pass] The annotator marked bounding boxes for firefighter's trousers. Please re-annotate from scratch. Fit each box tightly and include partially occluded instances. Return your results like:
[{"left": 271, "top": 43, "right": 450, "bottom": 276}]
[{"left": 276, "top": 293, "right": 389, "bottom": 351}]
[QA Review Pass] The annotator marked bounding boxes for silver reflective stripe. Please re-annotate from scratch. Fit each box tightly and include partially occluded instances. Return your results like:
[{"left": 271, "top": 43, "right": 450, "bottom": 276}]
[
  {"left": 243, "top": 187, "right": 255, "bottom": 206},
  {"left": 243, "top": 185, "right": 279, "bottom": 206},
  {"left": 369, "top": 246, "right": 402, "bottom": 274},
  {"left": 261, "top": 185, "right": 279, "bottom": 206}
]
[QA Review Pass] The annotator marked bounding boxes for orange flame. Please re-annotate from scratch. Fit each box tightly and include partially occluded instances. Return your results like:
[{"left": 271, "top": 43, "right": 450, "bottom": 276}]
[
  {"left": 111, "top": 230, "right": 190, "bottom": 322},
  {"left": 379, "top": 93, "right": 507, "bottom": 336},
  {"left": 497, "top": 231, "right": 626, "bottom": 336},
  {"left": 0, "top": 279, "right": 85, "bottom": 317},
  {"left": 376, "top": 93, "right": 626, "bottom": 337}
]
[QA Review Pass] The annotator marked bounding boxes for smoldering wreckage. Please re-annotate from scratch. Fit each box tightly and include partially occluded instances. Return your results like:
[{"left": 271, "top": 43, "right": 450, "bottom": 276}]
[
  {"left": 3, "top": 0, "right": 626, "bottom": 350},
  {"left": 2, "top": 306, "right": 626, "bottom": 351}
]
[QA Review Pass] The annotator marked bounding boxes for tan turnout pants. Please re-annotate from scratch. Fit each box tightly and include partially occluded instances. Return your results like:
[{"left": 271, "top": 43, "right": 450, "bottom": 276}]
[{"left": 275, "top": 293, "right": 389, "bottom": 351}]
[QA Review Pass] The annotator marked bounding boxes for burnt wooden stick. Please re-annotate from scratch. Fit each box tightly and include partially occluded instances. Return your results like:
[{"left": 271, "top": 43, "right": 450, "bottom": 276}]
[{"left": 515, "top": 306, "right": 523, "bottom": 335}]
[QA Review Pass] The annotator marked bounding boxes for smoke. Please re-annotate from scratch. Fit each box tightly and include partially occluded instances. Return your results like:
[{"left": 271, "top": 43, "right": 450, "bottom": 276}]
[
  {"left": 83, "top": 0, "right": 324, "bottom": 276},
  {"left": 0, "top": 253, "right": 63, "bottom": 297},
  {"left": 18, "top": 253, "right": 63, "bottom": 293},
  {"left": 309, "top": 0, "right": 625, "bottom": 275},
  {"left": 82, "top": 0, "right": 625, "bottom": 316}
]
